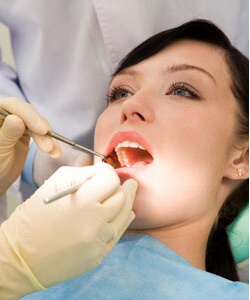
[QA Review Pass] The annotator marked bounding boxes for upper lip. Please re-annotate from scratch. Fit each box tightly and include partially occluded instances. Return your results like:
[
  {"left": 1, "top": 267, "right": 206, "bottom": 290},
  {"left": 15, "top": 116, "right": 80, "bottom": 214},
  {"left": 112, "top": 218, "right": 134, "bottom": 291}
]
[{"left": 105, "top": 131, "right": 153, "bottom": 157}]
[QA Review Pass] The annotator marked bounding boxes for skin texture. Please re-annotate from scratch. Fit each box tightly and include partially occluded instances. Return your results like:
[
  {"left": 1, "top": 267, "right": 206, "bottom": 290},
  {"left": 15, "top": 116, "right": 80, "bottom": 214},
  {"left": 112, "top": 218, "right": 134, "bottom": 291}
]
[{"left": 94, "top": 40, "right": 249, "bottom": 270}]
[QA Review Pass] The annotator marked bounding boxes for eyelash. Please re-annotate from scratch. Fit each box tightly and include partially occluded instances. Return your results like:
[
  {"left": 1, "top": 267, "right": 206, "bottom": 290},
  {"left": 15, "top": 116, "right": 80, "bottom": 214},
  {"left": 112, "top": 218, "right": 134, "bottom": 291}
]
[
  {"left": 167, "top": 82, "right": 200, "bottom": 99},
  {"left": 106, "top": 82, "right": 200, "bottom": 104}
]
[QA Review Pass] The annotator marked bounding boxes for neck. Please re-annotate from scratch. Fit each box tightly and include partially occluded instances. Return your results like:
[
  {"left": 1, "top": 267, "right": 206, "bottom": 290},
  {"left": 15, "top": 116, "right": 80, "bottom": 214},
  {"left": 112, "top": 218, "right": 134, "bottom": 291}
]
[{"left": 129, "top": 217, "right": 214, "bottom": 271}]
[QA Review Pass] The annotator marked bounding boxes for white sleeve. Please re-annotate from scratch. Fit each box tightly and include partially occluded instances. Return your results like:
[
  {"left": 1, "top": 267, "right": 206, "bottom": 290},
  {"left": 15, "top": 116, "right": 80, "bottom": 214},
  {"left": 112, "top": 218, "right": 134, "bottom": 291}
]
[{"left": 0, "top": 47, "right": 27, "bottom": 100}]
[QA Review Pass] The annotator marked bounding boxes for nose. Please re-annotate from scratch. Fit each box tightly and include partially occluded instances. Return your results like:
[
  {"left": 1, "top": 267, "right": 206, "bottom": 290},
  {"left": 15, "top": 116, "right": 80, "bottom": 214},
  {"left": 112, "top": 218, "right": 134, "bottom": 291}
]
[{"left": 120, "top": 93, "right": 155, "bottom": 124}]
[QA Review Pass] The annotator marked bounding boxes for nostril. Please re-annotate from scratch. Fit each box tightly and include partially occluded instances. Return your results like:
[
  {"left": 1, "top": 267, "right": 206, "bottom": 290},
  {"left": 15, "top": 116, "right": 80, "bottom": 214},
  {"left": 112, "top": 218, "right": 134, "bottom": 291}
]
[
  {"left": 120, "top": 113, "right": 127, "bottom": 124},
  {"left": 132, "top": 112, "right": 145, "bottom": 121},
  {"left": 120, "top": 112, "right": 145, "bottom": 124}
]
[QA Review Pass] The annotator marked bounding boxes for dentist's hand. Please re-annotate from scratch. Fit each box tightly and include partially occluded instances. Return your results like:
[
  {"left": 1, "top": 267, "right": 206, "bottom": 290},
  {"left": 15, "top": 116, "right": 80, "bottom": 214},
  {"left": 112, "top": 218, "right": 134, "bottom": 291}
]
[
  {"left": 0, "top": 163, "right": 137, "bottom": 299},
  {"left": 0, "top": 97, "right": 61, "bottom": 195}
]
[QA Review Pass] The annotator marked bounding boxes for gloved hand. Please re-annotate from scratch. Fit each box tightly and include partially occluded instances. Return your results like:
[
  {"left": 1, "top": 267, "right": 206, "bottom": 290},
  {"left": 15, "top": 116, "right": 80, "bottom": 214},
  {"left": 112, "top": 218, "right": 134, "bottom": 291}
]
[
  {"left": 0, "top": 162, "right": 137, "bottom": 300},
  {"left": 0, "top": 97, "right": 61, "bottom": 195}
]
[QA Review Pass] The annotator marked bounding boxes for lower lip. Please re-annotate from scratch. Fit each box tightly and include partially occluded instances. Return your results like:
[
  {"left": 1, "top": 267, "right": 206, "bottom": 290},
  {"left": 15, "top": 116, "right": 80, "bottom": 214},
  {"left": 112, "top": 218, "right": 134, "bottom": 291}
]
[{"left": 115, "top": 163, "right": 150, "bottom": 178}]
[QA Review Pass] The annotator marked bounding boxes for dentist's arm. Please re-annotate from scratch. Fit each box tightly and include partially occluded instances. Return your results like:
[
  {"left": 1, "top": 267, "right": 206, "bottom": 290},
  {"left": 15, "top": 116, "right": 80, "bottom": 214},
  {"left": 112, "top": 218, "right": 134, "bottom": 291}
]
[{"left": 0, "top": 163, "right": 137, "bottom": 299}]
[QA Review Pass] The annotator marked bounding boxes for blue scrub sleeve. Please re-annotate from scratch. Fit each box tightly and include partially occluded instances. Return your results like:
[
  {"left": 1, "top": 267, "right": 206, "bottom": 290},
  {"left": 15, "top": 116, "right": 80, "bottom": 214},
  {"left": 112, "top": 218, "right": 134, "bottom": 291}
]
[{"left": 21, "top": 142, "right": 38, "bottom": 189}]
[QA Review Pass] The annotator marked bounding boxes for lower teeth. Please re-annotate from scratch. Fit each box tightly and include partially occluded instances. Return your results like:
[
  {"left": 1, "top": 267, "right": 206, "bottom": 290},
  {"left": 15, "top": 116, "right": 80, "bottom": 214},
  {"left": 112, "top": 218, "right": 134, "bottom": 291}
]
[
  {"left": 121, "top": 161, "right": 147, "bottom": 168},
  {"left": 131, "top": 161, "right": 147, "bottom": 167}
]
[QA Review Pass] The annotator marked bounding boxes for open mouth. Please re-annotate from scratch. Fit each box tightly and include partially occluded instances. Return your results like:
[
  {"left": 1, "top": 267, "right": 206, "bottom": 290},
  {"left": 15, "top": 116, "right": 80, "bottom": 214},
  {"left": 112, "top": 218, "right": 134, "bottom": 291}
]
[{"left": 107, "top": 140, "right": 153, "bottom": 169}]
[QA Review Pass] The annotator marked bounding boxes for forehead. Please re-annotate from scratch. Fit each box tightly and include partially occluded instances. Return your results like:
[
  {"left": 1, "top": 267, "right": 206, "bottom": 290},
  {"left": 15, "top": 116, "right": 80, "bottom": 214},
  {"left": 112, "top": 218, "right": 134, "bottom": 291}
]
[
  {"left": 158, "top": 39, "right": 228, "bottom": 77},
  {"left": 112, "top": 39, "right": 230, "bottom": 87}
]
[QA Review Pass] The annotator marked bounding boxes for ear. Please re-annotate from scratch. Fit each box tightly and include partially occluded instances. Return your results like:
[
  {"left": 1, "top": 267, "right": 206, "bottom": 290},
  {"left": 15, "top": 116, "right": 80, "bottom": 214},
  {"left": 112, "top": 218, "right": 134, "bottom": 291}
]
[{"left": 224, "top": 144, "right": 249, "bottom": 180}]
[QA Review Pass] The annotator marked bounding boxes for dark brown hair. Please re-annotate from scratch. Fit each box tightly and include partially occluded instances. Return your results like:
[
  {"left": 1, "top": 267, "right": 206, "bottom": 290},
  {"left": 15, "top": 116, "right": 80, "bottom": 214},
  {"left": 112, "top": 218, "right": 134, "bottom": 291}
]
[{"left": 113, "top": 19, "right": 249, "bottom": 281}]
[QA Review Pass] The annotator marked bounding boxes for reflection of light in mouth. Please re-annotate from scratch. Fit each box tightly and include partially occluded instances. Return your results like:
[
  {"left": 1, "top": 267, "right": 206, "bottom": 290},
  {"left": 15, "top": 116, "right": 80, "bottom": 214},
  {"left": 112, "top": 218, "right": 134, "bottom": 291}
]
[{"left": 108, "top": 140, "right": 153, "bottom": 169}]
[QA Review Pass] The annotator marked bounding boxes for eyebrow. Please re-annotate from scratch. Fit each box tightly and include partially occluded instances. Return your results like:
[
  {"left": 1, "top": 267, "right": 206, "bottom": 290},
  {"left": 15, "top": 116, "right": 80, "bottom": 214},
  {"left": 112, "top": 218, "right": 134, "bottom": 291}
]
[
  {"left": 112, "top": 63, "right": 217, "bottom": 86},
  {"left": 166, "top": 64, "right": 216, "bottom": 85}
]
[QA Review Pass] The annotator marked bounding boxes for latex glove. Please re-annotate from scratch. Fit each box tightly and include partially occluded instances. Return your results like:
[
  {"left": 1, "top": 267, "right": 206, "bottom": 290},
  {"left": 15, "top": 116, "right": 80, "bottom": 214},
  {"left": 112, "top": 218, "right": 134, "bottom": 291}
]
[
  {"left": 0, "top": 97, "right": 61, "bottom": 195},
  {"left": 34, "top": 142, "right": 92, "bottom": 187},
  {"left": 0, "top": 162, "right": 137, "bottom": 300}
]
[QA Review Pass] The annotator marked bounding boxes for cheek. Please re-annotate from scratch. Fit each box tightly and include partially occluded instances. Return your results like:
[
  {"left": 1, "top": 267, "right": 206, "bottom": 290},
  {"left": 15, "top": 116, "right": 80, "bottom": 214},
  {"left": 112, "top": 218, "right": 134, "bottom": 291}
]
[
  {"left": 156, "top": 102, "right": 233, "bottom": 173},
  {"left": 94, "top": 113, "right": 105, "bottom": 150},
  {"left": 130, "top": 159, "right": 218, "bottom": 229},
  {"left": 94, "top": 108, "right": 118, "bottom": 151}
]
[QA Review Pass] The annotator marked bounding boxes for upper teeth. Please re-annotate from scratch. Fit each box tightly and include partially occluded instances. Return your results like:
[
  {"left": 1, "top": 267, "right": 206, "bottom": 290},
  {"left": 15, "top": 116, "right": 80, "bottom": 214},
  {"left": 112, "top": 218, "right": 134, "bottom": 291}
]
[{"left": 115, "top": 141, "right": 146, "bottom": 152}]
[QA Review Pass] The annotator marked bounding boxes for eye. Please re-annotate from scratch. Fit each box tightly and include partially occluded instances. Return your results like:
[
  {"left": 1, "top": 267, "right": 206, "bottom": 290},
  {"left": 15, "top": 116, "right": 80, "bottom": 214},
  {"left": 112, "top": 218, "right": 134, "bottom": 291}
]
[
  {"left": 107, "top": 85, "right": 134, "bottom": 104},
  {"left": 173, "top": 88, "right": 193, "bottom": 97},
  {"left": 167, "top": 82, "right": 200, "bottom": 99},
  {"left": 116, "top": 90, "right": 133, "bottom": 99}
]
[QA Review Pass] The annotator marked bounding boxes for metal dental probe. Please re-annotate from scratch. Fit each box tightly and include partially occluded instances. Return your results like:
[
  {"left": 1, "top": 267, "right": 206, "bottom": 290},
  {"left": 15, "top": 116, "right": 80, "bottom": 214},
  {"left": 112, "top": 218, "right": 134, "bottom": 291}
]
[
  {"left": 46, "top": 130, "right": 106, "bottom": 160},
  {"left": 0, "top": 107, "right": 115, "bottom": 203}
]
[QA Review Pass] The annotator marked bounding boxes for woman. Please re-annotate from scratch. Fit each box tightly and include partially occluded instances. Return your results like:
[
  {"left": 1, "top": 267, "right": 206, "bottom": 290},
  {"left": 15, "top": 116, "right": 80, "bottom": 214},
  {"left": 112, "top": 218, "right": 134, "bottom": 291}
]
[{"left": 22, "top": 20, "right": 248, "bottom": 299}]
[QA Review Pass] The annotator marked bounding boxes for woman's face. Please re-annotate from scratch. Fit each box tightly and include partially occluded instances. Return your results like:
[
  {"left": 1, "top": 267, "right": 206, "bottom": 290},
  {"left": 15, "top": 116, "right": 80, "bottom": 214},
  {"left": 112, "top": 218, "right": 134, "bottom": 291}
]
[{"left": 94, "top": 40, "right": 238, "bottom": 229}]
